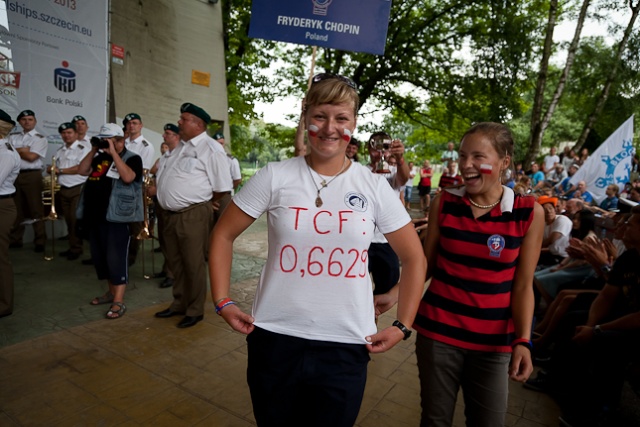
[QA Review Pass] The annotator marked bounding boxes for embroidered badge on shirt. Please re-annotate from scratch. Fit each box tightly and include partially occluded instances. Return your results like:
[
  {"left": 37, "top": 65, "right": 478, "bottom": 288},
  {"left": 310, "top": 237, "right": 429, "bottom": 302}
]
[
  {"left": 345, "top": 192, "right": 368, "bottom": 212},
  {"left": 487, "top": 234, "right": 505, "bottom": 258}
]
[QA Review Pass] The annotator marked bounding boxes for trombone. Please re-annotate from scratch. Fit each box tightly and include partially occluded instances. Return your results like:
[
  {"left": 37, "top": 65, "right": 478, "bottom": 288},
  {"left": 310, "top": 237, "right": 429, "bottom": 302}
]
[
  {"left": 42, "top": 156, "right": 60, "bottom": 261},
  {"left": 137, "top": 170, "right": 155, "bottom": 278}
]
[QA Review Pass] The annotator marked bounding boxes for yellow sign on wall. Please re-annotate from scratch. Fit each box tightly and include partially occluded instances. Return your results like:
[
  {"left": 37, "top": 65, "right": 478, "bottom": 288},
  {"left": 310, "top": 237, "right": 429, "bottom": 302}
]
[{"left": 191, "top": 70, "right": 211, "bottom": 87}]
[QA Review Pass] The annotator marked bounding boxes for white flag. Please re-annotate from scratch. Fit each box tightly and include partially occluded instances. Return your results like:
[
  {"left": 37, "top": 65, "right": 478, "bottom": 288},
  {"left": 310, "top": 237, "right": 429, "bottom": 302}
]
[{"left": 569, "top": 115, "right": 635, "bottom": 204}]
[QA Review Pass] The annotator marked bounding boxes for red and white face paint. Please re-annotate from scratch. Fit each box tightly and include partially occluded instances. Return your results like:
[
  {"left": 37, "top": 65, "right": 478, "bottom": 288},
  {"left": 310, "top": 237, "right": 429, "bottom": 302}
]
[
  {"left": 480, "top": 164, "right": 493, "bottom": 174},
  {"left": 341, "top": 128, "right": 352, "bottom": 143},
  {"left": 308, "top": 124, "right": 319, "bottom": 138}
]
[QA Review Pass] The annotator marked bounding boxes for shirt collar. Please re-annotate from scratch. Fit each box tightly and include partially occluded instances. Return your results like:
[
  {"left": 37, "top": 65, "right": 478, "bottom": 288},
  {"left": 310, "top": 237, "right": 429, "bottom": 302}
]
[
  {"left": 446, "top": 185, "right": 515, "bottom": 213},
  {"left": 127, "top": 134, "right": 144, "bottom": 144},
  {"left": 61, "top": 140, "right": 80, "bottom": 150},
  {"left": 185, "top": 131, "right": 208, "bottom": 147}
]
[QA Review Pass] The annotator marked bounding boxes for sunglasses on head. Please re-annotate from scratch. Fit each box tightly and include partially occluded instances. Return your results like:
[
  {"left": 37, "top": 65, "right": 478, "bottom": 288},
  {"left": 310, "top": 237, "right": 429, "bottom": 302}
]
[{"left": 312, "top": 73, "right": 357, "bottom": 90}]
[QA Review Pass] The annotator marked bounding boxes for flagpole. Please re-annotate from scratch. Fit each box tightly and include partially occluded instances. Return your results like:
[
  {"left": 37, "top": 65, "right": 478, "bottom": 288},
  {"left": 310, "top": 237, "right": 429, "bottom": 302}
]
[{"left": 306, "top": 46, "right": 317, "bottom": 90}]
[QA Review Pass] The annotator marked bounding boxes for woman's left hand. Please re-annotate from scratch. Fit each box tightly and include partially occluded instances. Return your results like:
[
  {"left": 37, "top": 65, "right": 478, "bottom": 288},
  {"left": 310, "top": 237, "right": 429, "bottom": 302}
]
[
  {"left": 509, "top": 345, "right": 533, "bottom": 382},
  {"left": 373, "top": 292, "right": 398, "bottom": 318},
  {"left": 365, "top": 326, "right": 405, "bottom": 354}
]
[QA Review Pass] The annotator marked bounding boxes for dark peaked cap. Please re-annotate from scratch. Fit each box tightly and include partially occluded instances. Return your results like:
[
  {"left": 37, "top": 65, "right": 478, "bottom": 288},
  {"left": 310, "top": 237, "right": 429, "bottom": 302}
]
[
  {"left": 164, "top": 123, "right": 179, "bottom": 134},
  {"left": 180, "top": 102, "right": 211, "bottom": 125},
  {"left": 0, "top": 109, "right": 15, "bottom": 126}
]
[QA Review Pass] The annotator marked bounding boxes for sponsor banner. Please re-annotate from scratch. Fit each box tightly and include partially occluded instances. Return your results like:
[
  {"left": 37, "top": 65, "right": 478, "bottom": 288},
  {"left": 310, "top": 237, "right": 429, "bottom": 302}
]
[
  {"left": 0, "top": 0, "right": 108, "bottom": 157},
  {"left": 569, "top": 115, "right": 635, "bottom": 204},
  {"left": 248, "top": 0, "right": 391, "bottom": 55}
]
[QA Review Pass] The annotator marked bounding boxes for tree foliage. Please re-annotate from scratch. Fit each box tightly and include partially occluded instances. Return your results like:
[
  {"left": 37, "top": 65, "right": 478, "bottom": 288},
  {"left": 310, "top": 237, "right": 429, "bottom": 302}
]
[{"left": 223, "top": 0, "right": 640, "bottom": 164}]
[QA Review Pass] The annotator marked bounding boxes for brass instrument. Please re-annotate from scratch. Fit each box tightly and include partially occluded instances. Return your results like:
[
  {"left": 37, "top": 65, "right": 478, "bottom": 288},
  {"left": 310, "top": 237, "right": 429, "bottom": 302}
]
[
  {"left": 42, "top": 156, "right": 60, "bottom": 260},
  {"left": 137, "top": 169, "right": 155, "bottom": 278}
]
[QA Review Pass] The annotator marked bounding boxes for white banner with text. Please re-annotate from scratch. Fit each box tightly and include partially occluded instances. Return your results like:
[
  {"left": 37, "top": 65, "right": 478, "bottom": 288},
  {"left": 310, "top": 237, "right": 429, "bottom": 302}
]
[{"left": 0, "top": 0, "right": 108, "bottom": 155}]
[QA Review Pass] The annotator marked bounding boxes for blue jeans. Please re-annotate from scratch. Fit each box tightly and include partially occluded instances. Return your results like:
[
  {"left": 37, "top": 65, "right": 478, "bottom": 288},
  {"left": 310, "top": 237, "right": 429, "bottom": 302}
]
[{"left": 404, "top": 185, "right": 413, "bottom": 203}]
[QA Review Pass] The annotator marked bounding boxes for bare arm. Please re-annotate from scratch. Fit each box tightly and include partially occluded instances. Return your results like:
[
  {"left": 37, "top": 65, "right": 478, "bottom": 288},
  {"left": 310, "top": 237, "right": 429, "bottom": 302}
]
[
  {"left": 509, "top": 202, "right": 544, "bottom": 382},
  {"left": 149, "top": 158, "right": 160, "bottom": 175},
  {"left": 423, "top": 195, "right": 442, "bottom": 281},
  {"left": 390, "top": 139, "right": 409, "bottom": 184},
  {"left": 77, "top": 146, "right": 99, "bottom": 176},
  {"left": 541, "top": 231, "right": 562, "bottom": 248},
  {"left": 366, "top": 222, "right": 427, "bottom": 353},
  {"left": 16, "top": 147, "right": 40, "bottom": 162},
  {"left": 209, "top": 202, "right": 257, "bottom": 334},
  {"left": 105, "top": 141, "right": 136, "bottom": 184},
  {"left": 585, "top": 284, "right": 620, "bottom": 327}
]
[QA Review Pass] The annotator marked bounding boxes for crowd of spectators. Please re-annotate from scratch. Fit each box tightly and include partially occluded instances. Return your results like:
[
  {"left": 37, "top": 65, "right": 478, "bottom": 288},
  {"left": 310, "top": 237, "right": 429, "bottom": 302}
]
[{"left": 505, "top": 146, "right": 640, "bottom": 426}]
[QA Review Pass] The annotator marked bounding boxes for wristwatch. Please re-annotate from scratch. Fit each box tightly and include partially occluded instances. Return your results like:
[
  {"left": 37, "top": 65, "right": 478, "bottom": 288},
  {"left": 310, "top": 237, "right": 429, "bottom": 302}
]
[
  {"left": 593, "top": 325, "right": 603, "bottom": 335},
  {"left": 392, "top": 320, "right": 412, "bottom": 340},
  {"left": 600, "top": 264, "right": 612, "bottom": 275}
]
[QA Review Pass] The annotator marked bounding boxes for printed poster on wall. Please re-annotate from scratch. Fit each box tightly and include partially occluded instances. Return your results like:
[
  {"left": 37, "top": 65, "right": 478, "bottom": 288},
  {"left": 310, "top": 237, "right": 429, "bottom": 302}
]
[
  {"left": 0, "top": 0, "right": 108, "bottom": 157},
  {"left": 248, "top": 0, "right": 392, "bottom": 55}
]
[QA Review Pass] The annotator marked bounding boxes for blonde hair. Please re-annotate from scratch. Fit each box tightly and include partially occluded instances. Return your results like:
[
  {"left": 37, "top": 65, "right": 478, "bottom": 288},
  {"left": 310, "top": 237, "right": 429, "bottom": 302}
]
[{"left": 305, "top": 78, "right": 359, "bottom": 115}]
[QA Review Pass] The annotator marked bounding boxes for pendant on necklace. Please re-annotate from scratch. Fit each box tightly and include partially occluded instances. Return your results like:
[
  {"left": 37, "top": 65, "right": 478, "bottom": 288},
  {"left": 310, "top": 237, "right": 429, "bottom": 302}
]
[{"left": 315, "top": 196, "right": 323, "bottom": 208}]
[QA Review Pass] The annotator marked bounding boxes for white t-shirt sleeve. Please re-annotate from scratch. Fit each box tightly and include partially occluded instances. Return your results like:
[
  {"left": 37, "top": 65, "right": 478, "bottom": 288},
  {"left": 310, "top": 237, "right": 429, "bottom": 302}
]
[
  {"left": 550, "top": 215, "right": 572, "bottom": 236},
  {"left": 548, "top": 215, "right": 572, "bottom": 257},
  {"left": 232, "top": 163, "right": 273, "bottom": 218},
  {"left": 230, "top": 157, "right": 241, "bottom": 180},
  {"left": 372, "top": 174, "right": 411, "bottom": 234},
  {"left": 207, "top": 151, "right": 233, "bottom": 193}
]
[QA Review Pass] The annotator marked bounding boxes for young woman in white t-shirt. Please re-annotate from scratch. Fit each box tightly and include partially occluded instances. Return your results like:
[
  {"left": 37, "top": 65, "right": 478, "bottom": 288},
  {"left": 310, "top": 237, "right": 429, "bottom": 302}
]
[{"left": 208, "top": 74, "right": 426, "bottom": 426}]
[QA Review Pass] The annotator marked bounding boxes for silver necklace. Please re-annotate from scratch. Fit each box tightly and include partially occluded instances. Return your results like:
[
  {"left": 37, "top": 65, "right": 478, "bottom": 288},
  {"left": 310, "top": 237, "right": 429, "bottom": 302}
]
[
  {"left": 468, "top": 191, "right": 503, "bottom": 209},
  {"left": 306, "top": 156, "right": 349, "bottom": 207}
]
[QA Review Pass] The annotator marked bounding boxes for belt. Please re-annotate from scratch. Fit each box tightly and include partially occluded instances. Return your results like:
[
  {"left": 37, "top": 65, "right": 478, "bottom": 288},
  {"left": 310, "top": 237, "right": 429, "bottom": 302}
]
[
  {"left": 166, "top": 200, "right": 210, "bottom": 215},
  {"left": 0, "top": 193, "right": 15, "bottom": 199},
  {"left": 61, "top": 183, "right": 83, "bottom": 190},
  {"left": 20, "top": 169, "right": 41, "bottom": 173}
]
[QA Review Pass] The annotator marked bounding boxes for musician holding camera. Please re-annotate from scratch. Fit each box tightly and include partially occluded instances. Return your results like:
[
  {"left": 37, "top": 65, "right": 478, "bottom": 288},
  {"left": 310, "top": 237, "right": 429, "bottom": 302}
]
[
  {"left": 76, "top": 123, "right": 143, "bottom": 319},
  {"left": 49, "top": 122, "right": 91, "bottom": 260}
]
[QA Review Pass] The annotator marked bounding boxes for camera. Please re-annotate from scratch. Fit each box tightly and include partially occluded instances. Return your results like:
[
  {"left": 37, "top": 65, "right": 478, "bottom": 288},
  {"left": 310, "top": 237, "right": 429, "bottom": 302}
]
[{"left": 90, "top": 136, "right": 110, "bottom": 149}]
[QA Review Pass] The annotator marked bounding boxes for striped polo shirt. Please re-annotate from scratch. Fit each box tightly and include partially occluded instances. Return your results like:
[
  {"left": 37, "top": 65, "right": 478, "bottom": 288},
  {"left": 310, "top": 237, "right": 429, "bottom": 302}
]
[{"left": 414, "top": 186, "right": 535, "bottom": 352}]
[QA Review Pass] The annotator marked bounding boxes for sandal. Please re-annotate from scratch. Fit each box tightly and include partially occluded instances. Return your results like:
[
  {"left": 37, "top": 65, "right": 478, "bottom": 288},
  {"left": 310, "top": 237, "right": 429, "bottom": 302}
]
[
  {"left": 106, "top": 302, "right": 126, "bottom": 319},
  {"left": 90, "top": 292, "right": 114, "bottom": 305}
]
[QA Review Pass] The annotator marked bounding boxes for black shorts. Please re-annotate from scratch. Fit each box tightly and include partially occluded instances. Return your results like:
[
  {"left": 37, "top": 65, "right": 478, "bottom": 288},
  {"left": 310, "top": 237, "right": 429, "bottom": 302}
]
[
  {"left": 368, "top": 242, "right": 400, "bottom": 295},
  {"left": 89, "top": 222, "right": 131, "bottom": 284},
  {"left": 419, "top": 185, "right": 431, "bottom": 197}
]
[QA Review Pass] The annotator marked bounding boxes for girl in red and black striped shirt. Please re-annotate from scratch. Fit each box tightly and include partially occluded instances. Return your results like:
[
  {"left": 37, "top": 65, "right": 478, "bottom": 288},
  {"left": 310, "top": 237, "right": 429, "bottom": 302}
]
[{"left": 415, "top": 123, "right": 544, "bottom": 426}]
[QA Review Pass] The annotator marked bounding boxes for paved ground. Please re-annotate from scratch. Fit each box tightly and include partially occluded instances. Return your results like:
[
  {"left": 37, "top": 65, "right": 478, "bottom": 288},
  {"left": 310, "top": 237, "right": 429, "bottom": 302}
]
[{"left": 1, "top": 213, "right": 565, "bottom": 426}]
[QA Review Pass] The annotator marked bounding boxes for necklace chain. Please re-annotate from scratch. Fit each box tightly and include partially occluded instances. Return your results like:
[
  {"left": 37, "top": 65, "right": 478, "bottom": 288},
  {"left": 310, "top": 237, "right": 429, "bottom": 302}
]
[
  {"left": 306, "top": 156, "right": 349, "bottom": 207},
  {"left": 468, "top": 191, "right": 503, "bottom": 209}
]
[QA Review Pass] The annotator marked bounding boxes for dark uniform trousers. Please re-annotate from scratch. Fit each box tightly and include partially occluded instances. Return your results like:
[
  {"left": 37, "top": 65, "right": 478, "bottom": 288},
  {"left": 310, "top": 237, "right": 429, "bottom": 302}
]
[
  {"left": 59, "top": 185, "right": 83, "bottom": 254},
  {"left": 155, "top": 202, "right": 173, "bottom": 279},
  {"left": 0, "top": 197, "right": 17, "bottom": 316},
  {"left": 11, "top": 170, "right": 45, "bottom": 246},
  {"left": 163, "top": 202, "right": 213, "bottom": 317}
]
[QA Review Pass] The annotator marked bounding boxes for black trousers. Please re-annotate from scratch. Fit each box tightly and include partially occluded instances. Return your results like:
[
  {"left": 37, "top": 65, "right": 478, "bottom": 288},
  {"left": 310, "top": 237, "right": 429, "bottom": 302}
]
[{"left": 246, "top": 327, "right": 369, "bottom": 427}]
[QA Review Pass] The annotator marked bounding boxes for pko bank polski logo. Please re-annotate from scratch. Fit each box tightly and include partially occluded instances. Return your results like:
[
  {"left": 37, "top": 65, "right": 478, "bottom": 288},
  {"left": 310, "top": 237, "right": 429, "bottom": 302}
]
[
  {"left": 54, "top": 61, "right": 76, "bottom": 93},
  {"left": 312, "top": 0, "right": 332, "bottom": 16}
]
